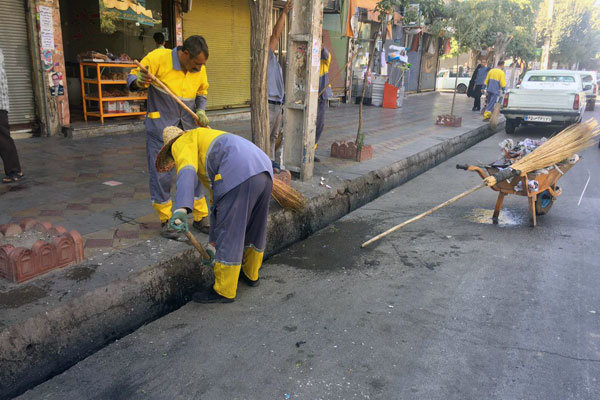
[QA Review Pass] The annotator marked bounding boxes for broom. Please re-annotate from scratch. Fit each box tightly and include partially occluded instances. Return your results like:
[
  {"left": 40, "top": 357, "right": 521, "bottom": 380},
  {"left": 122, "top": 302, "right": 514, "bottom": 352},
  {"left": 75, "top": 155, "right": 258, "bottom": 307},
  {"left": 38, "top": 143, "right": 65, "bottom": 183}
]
[
  {"left": 135, "top": 61, "right": 306, "bottom": 212},
  {"left": 272, "top": 179, "right": 306, "bottom": 211},
  {"left": 362, "top": 119, "right": 600, "bottom": 247}
]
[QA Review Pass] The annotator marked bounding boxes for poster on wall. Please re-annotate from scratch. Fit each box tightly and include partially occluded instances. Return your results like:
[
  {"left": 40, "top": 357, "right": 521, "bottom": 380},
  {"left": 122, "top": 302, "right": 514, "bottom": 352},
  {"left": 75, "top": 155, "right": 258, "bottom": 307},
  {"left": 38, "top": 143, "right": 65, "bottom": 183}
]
[
  {"left": 38, "top": 6, "right": 55, "bottom": 51},
  {"left": 100, "top": 0, "right": 161, "bottom": 34}
]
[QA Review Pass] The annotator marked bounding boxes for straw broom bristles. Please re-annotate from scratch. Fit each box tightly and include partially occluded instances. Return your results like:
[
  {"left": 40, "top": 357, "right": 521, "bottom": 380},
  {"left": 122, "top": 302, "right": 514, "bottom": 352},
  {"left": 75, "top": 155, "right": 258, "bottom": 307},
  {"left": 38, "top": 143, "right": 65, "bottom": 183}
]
[
  {"left": 272, "top": 179, "right": 306, "bottom": 211},
  {"left": 484, "top": 119, "right": 600, "bottom": 187}
]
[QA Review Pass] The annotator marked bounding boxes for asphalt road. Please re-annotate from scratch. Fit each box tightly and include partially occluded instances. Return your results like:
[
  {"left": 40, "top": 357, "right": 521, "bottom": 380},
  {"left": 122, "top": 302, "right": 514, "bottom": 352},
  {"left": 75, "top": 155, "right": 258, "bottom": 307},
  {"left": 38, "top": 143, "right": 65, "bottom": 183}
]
[{"left": 18, "top": 110, "right": 600, "bottom": 400}]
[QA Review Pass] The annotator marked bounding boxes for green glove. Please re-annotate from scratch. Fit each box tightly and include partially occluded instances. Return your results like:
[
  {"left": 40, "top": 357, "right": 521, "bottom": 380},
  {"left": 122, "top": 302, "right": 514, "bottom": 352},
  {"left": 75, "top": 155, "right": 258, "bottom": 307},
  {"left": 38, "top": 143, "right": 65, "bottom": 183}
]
[
  {"left": 168, "top": 209, "right": 189, "bottom": 233},
  {"left": 136, "top": 69, "right": 150, "bottom": 88},
  {"left": 202, "top": 248, "right": 215, "bottom": 267},
  {"left": 195, "top": 109, "right": 210, "bottom": 127}
]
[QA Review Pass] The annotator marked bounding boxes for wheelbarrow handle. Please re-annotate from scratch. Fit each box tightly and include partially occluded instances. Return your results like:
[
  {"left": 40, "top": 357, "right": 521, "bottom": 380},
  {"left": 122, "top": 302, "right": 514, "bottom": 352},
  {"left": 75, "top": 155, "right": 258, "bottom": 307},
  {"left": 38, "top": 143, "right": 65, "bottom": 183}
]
[{"left": 456, "top": 164, "right": 470, "bottom": 170}]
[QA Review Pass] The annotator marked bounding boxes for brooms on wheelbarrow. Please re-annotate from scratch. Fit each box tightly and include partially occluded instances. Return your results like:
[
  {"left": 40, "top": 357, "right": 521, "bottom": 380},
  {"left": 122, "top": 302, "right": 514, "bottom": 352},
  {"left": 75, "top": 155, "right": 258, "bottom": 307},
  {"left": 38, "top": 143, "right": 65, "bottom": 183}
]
[
  {"left": 134, "top": 61, "right": 306, "bottom": 212},
  {"left": 362, "top": 119, "right": 600, "bottom": 247}
]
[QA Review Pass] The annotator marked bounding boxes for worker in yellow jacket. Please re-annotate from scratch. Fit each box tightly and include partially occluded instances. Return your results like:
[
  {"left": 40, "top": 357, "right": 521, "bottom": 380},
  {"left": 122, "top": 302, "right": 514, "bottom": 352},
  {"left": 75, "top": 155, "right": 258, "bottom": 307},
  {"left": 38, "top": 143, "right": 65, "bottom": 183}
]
[
  {"left": 128, "top": 36, "right": 211, "bottom": 239},
  {"left": 155, "top": 126, "right": 273, "bottom": 303},
  {"left": 314, "top": 46, "right": 332, "bottom": 163},
  {"left": 483, "top": 60, "right": 507, "bottom": 120}
]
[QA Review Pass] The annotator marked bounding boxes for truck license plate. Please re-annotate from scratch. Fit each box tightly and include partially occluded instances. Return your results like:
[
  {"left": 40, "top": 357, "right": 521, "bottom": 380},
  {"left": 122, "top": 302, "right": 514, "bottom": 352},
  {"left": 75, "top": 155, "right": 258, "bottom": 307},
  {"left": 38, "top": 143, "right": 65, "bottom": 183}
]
[{"left": 525, "top": 115, "right": 552, "bottom": 123}]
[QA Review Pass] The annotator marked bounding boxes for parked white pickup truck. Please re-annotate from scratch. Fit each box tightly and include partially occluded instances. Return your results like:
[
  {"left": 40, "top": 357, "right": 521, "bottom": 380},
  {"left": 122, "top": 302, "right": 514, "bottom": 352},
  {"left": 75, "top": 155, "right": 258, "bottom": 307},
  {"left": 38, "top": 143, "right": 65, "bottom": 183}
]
[{"left": 501, "top": 70, "right": 588, "bottom": 134}]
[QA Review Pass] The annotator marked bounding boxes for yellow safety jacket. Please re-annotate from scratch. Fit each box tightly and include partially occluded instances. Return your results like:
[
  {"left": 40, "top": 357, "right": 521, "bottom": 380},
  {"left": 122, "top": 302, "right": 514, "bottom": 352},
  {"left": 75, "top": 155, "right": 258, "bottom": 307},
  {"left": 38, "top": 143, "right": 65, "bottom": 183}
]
[
  {"left": 484, "top": 68, "right": 506, "bottom": 94},
  {"left": 128, "top": 47, "right": 209, "bottom": 139},
  {"left": 319, "top": 48, "right": 332, "bottom": 100},
  {"left": 172, "top": 128, "right": 273, "bottom": 209}
]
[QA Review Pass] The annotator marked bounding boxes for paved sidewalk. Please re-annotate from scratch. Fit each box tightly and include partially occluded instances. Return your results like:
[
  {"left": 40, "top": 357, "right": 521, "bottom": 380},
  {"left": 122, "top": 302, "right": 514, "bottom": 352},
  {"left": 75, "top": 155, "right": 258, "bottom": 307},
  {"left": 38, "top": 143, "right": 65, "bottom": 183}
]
[{"left": 1, "top": 92, "right": 483, "bottom": 259}]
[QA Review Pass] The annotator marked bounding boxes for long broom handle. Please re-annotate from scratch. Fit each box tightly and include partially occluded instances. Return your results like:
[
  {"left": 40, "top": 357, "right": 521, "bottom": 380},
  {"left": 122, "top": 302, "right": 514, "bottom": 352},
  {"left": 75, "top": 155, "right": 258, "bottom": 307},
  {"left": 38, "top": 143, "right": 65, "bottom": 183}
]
[
  {"left": 134, "top": 60, "right": 200, "bottom": 125},
  {"left": 174, "top": 219, "right": 211, "bottom": 260},
  {"left": 361, "top": 182, "right": 487, "bottom": 248}
]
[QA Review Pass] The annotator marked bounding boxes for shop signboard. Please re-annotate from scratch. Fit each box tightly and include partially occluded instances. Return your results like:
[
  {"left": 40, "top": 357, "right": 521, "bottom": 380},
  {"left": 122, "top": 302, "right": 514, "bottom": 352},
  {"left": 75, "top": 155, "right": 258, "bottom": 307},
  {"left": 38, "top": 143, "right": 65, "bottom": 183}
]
[{"left": 100, "top": 0, "right": 156, "bottom": 27}]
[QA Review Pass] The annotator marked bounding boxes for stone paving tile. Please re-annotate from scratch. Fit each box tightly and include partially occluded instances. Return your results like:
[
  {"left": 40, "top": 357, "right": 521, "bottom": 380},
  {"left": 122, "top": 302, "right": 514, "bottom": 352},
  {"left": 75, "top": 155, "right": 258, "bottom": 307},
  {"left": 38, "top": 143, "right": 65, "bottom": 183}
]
[{"left": 85, "top": 238, "right": 115, "bottom": 248}]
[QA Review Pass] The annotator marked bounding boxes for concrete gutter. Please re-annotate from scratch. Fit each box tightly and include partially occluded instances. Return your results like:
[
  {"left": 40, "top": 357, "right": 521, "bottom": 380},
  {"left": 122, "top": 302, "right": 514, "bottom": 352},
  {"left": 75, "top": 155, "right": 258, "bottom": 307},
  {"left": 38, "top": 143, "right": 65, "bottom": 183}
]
[{"left": 0, "top": 121, "right": 502, "bottom": 399}]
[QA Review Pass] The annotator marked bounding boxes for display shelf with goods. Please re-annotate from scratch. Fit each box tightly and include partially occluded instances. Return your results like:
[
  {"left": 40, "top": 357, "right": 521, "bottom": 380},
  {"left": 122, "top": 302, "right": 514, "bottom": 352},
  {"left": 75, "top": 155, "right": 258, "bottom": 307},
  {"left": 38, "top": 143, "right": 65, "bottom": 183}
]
[{"left": 79, "top": 62, "right": 147, "bottom": 124}]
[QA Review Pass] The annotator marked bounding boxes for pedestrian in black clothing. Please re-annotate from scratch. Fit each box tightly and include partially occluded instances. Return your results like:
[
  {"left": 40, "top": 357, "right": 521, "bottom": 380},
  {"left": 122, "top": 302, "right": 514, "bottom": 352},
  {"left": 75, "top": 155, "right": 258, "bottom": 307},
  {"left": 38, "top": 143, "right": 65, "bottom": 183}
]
[
  {"left": 467, "top": 59, "right": 489, "bottom": 111},
  {"left": 0, "top": 48, "right": 24, "bottom": 184}
]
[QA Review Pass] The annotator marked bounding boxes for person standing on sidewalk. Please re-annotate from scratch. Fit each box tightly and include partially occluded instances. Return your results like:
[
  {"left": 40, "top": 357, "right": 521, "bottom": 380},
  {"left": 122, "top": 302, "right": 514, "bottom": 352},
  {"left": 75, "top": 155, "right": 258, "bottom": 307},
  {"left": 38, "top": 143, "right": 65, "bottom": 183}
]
[
  {"left": 468, "top": 59, "right": 489, "bottom": 111},
  {"left": 267, "top": 0, "right": 293, "bottom": 163},
  {"left": 153, "top": 32, "right": 166, "bottom": 49},
  {"left": 156, "top": 126, "right": 273, "bottom": 303},
  {"left": 128, "top": 35, "right": 211, "bottom": 239},
  {"left": 0, "top": 48, "right": 24, "bottom": 184},
  {"left": 314, "top": 44, "right": 332, "bottom": 163},
  {"left": 483, "top": 60, "right": 506, "bottom": 121}
]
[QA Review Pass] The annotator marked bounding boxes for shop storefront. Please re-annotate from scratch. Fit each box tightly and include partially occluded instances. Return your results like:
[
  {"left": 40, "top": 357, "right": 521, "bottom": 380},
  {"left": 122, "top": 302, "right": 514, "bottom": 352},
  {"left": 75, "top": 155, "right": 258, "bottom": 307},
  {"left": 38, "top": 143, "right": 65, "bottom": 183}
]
[
  {"left": 182, "top": 0, "right": 251, "bottom": 110},
  {"left": 59, "top": 0, "right": 175, "bottom": 122},
  {"left": 0, "top": 1, "right": 37, "bottom": 129}
]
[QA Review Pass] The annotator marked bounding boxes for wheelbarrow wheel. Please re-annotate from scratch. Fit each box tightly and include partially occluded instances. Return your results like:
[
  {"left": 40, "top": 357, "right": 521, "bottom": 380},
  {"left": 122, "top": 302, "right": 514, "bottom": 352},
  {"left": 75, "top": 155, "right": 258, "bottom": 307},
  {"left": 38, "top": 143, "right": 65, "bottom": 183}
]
[{"left": 535, "top": 190, "right": 554, "bottom": 215}]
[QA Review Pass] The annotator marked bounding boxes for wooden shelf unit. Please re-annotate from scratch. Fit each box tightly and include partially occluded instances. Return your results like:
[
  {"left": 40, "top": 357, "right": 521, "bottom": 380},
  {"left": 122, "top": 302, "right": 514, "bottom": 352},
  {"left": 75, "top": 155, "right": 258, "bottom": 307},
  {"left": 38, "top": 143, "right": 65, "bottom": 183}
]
[{"left": 80, "top": 62, "right": 147, "bottom": 124}]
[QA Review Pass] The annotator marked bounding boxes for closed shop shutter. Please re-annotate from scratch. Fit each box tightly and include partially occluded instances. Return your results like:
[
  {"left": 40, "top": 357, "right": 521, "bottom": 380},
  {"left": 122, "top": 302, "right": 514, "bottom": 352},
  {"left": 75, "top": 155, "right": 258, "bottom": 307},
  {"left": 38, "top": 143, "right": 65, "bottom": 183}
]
[
  {"left": 0, "top": 0, "right": 36, "bottom": 126},
  {"left": 183, "top": 0, "right": 251, "bottom": 110}
]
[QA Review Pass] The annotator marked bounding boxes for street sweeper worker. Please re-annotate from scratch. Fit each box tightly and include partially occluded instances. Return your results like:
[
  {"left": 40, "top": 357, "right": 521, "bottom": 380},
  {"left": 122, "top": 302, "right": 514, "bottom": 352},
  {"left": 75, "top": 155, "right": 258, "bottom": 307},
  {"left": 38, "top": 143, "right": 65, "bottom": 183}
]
[
  {"left": 483, "top": 60, "right": 507, "bottom": 121},
  {"left": 155, "top": 126, "right": 273, "bottom": 303},
  {"left": 314, "top": 45, "right": 332, "bottom": 162},
  {"left": 127, "top": 35, "right": 211, "bottom": 239}
]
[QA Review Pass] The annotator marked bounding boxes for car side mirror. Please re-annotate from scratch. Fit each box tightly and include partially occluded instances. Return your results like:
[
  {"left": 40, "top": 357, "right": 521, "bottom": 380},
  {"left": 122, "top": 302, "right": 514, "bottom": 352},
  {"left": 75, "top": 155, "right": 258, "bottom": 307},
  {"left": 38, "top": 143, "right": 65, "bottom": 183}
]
[{"left": 584, "top": 84, "right": 592, "bottom": 91}]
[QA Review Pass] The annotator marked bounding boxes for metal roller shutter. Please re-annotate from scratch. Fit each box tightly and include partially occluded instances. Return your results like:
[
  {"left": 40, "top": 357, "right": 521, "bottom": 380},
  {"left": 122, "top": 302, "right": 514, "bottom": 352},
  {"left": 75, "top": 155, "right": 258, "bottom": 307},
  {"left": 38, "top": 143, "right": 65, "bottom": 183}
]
[
  {"left": 183, "top": 0, "right": 251, "bottom": 110},
  {"left": 0, "top": 0, "right": 36, "bottom": 126}
]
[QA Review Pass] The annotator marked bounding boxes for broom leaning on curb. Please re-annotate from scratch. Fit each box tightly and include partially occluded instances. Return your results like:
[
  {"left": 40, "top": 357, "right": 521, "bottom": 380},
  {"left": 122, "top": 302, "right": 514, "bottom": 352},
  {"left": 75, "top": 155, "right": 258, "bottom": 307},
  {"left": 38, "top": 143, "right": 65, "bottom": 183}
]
[
  {"left": 135, "top": 60, "right": 306, "bottom": 212},
  {"left": 362, "top": 119, "right": 600, "bottom": 248}
]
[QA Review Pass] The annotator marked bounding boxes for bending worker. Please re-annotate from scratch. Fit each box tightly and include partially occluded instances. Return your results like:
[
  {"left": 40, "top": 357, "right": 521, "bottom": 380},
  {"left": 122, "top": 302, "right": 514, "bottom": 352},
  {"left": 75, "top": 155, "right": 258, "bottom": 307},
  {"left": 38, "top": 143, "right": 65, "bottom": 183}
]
[
  {"left": 483, "top": 60, "right": 506, "bottom": 121},
  {"left": 155, "top": 126, "right": 273, "bottom": 303},
  {"left": 314, "top": 45, "right": 332, "bottom": 162},
  {"left": 128, "top": 35, "right": 211, "bottom": 239}
]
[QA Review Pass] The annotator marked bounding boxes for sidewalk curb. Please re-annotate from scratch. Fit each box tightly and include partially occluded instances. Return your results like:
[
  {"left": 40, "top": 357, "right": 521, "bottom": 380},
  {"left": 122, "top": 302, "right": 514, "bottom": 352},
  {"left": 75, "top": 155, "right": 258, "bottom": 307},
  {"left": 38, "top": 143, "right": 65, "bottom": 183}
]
[{"left": 0, "top": 121, "right": 502, "bottom": 399}]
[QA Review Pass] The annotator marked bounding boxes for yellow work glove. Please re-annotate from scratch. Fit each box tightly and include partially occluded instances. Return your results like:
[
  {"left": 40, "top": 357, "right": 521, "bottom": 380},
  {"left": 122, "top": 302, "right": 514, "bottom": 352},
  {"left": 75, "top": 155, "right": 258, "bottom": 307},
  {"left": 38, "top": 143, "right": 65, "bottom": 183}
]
[
  {"left": 136, "top": 69, "right": 151, "bottom": 88},
  {"left": 195, "top": 109, "right": 210, "bottom": 127}
]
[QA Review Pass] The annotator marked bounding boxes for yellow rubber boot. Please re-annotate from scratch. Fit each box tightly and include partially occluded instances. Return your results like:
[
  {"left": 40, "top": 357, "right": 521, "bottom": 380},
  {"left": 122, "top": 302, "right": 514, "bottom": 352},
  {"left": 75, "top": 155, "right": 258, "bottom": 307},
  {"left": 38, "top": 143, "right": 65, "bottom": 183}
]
[
  {"left": 242, "top": 246, "right": 264, "bottom": 282},
  {"left": 213, "top": 262, "right": 241, "bottom": 299},
  {"left": 152, "top": 200, "right": 173, "bottom": 223},
  {"left": 483, "top": 111, "right": 492, "bottom": 120}
]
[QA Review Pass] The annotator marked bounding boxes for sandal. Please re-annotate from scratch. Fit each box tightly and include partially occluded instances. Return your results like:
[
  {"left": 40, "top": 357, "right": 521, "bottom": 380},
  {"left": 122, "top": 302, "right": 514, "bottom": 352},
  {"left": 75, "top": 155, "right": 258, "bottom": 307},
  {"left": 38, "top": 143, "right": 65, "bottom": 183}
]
[
  {"left": 2, "top": 172, "right": 25, "bottom": 183},
  {"left": 11, "top": 172, "right": 24, "bottom": 182}
]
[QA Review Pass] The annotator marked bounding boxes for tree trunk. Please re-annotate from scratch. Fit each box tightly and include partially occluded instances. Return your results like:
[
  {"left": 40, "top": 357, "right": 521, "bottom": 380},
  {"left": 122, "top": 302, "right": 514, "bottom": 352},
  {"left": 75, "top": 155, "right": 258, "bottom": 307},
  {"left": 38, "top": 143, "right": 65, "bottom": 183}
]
[
  {"left": 248, "top": 0, "right": 272, "bottom": 155},
  {"left": 355, "top": 25, "right": 381, "bottom": 153},
  {"left": 492, "top": 34, "right": 512, "bottom": 67},
  {"left": 450, "top": 51, "right": 459, "bottom": 116}
]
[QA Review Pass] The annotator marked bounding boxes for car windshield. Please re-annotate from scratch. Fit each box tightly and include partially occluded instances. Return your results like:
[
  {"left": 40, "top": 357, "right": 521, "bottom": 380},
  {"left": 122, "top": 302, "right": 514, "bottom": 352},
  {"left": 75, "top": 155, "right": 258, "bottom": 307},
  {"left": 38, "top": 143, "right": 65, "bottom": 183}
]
[
  {"left": 528, "top": 75, "right": 575, "bottom": 82},
  {"left": 581, "top": 75, "right": 593, "bottom": 82}
]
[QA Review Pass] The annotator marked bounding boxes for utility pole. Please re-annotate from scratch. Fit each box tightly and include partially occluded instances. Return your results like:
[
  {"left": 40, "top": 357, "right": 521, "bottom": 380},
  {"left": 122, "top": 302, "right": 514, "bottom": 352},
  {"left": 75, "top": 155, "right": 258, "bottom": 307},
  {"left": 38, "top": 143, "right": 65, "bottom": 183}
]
[
  {"left": 281, "top": 0, "right": 323, "bottom": 182},
  {"left": 540, "top": 0, "right": 554, "bottom": 70}
]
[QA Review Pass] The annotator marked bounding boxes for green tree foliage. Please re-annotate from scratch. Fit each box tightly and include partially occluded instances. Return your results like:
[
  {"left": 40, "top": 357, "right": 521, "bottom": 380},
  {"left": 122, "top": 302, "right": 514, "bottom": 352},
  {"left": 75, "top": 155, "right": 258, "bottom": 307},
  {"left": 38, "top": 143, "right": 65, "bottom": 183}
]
[
  {"left": 446, "top": 0, "right": 538, "bottom": 62},
  {"left": 537, "top": 0, "right": 600, "bottom": 67}
]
